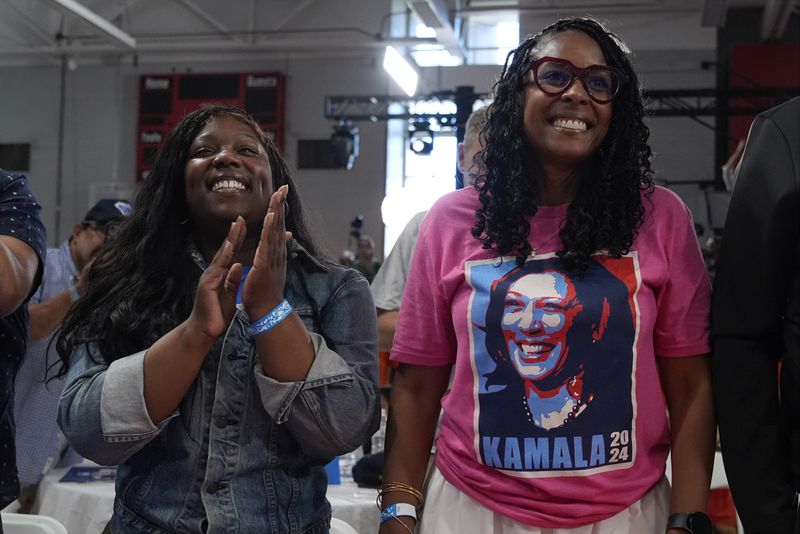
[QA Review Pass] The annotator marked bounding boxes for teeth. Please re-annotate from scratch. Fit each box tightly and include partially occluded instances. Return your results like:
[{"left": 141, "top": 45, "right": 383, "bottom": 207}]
[
  {"left": 212, "top": 179, "right": 246, "bottom": 192},
  {"left": 553, "top": 118, "right": 587, "bottom": 131},
  {"left": 522, "top": 344, "right": 545, "bottom": 355}
]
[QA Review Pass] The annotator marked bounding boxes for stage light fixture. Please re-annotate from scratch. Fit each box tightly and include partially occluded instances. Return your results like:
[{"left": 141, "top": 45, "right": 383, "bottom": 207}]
[
  {"left": 409, "top": 123, "right": 434, "bottom": 155},
  {"left": 330, "top": 121, "right": 360, "bottom": 170}
]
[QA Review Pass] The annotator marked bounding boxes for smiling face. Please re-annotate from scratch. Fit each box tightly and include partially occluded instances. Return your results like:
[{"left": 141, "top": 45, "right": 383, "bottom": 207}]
[
  {"left": 184, "top": 114, "right": 273, "bottom": 234},
  {"left": 501, "top": 271, "right": 582, "bottom": 381},
  {"left": 523, "top": 30, "right": 613, "bottom": 172}
]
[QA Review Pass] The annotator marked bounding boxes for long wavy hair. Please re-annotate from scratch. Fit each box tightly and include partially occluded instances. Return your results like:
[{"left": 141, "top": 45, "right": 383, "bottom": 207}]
[
  {"left": 54, "top": 105, "right": 321, "bottom": 375},
  {"left": 471, "top": 17, "right": 654, "bottom": 274}
]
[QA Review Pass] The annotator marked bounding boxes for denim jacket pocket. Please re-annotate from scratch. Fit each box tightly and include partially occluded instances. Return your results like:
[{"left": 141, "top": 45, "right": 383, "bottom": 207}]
[{"left": 301, "top": 516, "right": 330, "bottom": 534}]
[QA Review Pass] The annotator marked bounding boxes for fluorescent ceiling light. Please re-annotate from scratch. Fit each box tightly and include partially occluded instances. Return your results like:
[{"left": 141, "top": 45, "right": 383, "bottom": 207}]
[
  {"left": 415, "top": 24, "right": 437, "bottom": 38},
  {"left": 383, "top": 45, "right": 418, "bottom": 97},
  {"left": 412, "top": 49, "right": 462, "bottom": 67}
]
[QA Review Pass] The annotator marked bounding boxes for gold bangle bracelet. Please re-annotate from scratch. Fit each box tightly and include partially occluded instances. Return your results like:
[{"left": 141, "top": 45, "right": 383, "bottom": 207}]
[{"left": 377, "top": 481, "right": 425, "bottom": 514}]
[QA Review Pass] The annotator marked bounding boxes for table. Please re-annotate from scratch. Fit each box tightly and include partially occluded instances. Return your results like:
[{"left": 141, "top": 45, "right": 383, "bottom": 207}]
[
  {"left": 325, "top": 484, "right": 379, "bottom": 534},
  {"left": 34, "top": 467, "right": 113, "bottom": 534},
  {"left": 34, "top": 465, "right": 379, "bottom": 534}
]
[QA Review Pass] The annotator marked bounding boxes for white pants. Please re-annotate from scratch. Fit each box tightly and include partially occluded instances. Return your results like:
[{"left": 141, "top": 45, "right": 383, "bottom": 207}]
[{"left": 417, "top": 466, "right": 670, "bottom": 534}]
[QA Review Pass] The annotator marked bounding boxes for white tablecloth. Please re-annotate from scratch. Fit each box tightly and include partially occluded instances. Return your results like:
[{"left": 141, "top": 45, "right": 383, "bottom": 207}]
[
  {"left": 34, "top": 466, "right": 379, "bottom": 534},
  {"left": 325, "top": 484, "right": 379, "bottom": 534}
]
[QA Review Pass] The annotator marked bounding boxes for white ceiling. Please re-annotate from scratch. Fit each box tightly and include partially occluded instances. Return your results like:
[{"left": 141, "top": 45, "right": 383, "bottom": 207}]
[{"left": 0, "top": 0, "right": 789, "bottom": 67}]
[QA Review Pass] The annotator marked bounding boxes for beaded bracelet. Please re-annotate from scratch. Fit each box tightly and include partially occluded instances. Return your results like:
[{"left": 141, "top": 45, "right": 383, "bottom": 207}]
[{"left": 248, "top": 299, "right": 293, "bottom": 337}]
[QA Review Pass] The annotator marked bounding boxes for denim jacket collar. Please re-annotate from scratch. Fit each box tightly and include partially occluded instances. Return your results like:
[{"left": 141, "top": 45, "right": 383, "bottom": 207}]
[{"left": 186, "top": 238, "right": 329, "bottom": 273}]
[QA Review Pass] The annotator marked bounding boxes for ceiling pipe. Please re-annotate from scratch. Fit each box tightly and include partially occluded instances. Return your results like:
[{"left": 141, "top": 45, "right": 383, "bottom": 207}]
[
  {"left": 0, "top": 36, "right": 436, "bottom": 58},
  {"left": 407, "top": 0, "right": 466, "bottom": 60},
  {"left": 43, "top": 0, "right": 136, "bottom": 49},
  {"left": 760, "top": 0, "right": 795, "bottom": 40},
  {"left": 457, "top": 1, "right": 690, "bottom": 16}
]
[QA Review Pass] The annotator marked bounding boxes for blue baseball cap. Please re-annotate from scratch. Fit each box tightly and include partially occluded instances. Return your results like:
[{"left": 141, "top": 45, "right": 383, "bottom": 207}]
[{"left": 83, "top": 199, "right": 132, "bottom": 224}]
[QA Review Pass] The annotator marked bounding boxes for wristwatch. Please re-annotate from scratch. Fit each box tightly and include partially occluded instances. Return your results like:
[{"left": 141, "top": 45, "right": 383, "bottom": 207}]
[{"left": 666, "top": 512, "right": 712, "bottom": 534}]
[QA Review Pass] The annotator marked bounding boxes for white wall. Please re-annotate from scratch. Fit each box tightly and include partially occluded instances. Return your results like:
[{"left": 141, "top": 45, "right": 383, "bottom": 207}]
[
  {"left": 0, "top": 52, "right": 391, "bottom": 257},
  {"left": 0, "top": 65, "right": 63, "bottom": 242},
  {"left": 0, "top": 8, "right": 729, "bottom": 253}
]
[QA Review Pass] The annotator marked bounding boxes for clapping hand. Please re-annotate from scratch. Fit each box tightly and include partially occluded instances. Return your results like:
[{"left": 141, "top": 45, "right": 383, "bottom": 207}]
[
  {"left": 242, "top": 184, "right": 293, "bottom": 320},
  {"left": 187, "top": 216, "right": 246, "bottom": 342}
]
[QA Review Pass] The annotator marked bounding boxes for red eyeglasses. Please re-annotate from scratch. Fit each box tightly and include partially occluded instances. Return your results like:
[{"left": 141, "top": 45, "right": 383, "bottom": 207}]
[{"left": 530, "top": 57, "right": 626, "bottom": 104}]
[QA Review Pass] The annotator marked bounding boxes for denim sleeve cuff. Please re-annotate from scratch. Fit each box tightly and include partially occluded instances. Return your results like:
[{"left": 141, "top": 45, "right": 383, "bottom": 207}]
[
  {"left": 254, "top": 332, "right": 354, "bottom": 423},
  {"left": 100, "top": 350, "right": 178, "bottom": 441}
]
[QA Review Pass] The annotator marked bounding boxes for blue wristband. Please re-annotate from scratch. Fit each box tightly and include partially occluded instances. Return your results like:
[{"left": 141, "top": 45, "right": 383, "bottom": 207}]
[
  {"left": 248, "top": 299, "right": 293, "bottom": 337},
  {"left": 380, "top": 503, "right": 417, "bottom": 524}
]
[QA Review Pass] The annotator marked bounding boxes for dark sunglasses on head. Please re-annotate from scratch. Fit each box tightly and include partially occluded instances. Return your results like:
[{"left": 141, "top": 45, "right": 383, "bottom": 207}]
[{"left": 530, "top": 57, "right": 626, "bottom": 104}]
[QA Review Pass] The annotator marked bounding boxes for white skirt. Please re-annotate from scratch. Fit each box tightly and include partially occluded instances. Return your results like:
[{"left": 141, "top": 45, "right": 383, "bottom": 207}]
[{"left": 416, "top": 465, "right": 670, "bottom": 534}]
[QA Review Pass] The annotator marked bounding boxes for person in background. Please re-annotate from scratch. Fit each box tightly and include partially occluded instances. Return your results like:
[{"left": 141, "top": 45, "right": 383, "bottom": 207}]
[
  {"left": 0, "top": 169, "right": 46, "bottom": 532},
  {"left": 353, "top": 234, "right": 381, "bottom": 283},
  {"left": 371, "top": 107, "right": 488, "bottom": 383},
  {"left": 350, "top": 107, "right": 489, "bottom": 492},
  {"left": 380, "top": 17, "right": 714, "bottom": 534},
  {"left": 712, "top": 96, "right": 800, "bottom": 533},
  {"left": 14, "top": 198, "right": 130, "bottom": 511},
  {"left": 54, "top": 105, "right": 379, "bottom": 533},
  {"left": 456, "top": 106, "right": 489, "bottom": 191},
  {"left": 372, "top": 210, "right": 425, "bottom": 378}
]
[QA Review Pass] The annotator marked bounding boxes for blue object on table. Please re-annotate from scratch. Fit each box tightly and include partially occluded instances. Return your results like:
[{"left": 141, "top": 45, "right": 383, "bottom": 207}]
[{"left": 325, "top": 457, "right": 340, "bottom": 485}]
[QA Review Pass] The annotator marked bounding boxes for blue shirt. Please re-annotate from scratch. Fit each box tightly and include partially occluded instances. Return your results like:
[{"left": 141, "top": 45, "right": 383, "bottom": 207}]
[
  {"left": 14, "top": 241, "right": 77, "bottom": 486},
  {"left": 0, "top": 170, "right": 46, "bottom": 508}
]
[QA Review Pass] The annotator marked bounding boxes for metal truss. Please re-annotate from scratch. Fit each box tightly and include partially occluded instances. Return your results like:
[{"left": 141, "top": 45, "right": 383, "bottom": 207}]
[
  {"left": 645, "top": 87, "right": 800, "bottom": 117},
  {"left": 325, "top": 87, "right": 799, "bottom": 123}
]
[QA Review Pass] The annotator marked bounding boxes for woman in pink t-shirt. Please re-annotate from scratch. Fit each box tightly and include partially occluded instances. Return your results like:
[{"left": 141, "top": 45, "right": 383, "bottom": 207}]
[{"left": 379, "top": 16, "right": 715, "bottom": 534}]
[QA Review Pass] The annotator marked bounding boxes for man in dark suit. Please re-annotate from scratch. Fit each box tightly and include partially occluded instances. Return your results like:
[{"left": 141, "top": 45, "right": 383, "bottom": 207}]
[{"left": 712, "top": 96, "right": 800, "bottom": 534}]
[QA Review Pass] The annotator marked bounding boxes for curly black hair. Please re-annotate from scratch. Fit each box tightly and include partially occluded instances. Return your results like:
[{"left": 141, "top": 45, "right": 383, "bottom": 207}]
[
  {"left": 471, "top": 17, "right": 654, "bottom": 275},
  {"left": 53, "top": 104, "right": 322, "bottom": 376}
]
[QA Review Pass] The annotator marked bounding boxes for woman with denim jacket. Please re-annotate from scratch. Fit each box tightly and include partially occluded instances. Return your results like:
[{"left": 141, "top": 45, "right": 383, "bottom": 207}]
[{"left": 53, "top": 105, "right": 380, "bottom": 534}]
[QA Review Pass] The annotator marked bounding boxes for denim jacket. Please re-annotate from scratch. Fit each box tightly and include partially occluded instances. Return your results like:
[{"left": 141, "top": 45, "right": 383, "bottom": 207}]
[{"left": 58, "top": 241, "right": 380, "bottom": 533}]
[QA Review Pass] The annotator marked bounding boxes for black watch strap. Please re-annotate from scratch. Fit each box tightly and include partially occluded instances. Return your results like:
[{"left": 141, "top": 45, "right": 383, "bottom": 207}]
[
  {"left": 667, "top": 512, "right": 692, "bottom": 532},
  {"left": 666, "top": 512, "right": 712, "bottom": 534}
]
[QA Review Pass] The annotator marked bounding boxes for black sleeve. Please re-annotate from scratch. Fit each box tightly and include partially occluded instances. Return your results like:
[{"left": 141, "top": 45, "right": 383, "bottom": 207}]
[{"left": 711, "top": 103, "right": 800, "bottom": 534}]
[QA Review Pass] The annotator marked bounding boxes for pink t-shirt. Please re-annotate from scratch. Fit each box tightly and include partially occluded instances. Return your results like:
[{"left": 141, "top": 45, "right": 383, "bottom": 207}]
[{"left": 391, "top": 185, "right": 711, "bottom": 527}]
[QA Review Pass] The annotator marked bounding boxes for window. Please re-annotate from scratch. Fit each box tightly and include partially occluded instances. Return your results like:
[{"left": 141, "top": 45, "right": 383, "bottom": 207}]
[
  {"left": 466, "top": 14, "right": 520, "bottom": 65},
  {"left": 382, "top": 101, "right": 460, "bottom": 256}
]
